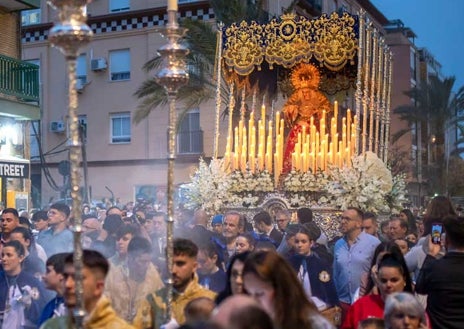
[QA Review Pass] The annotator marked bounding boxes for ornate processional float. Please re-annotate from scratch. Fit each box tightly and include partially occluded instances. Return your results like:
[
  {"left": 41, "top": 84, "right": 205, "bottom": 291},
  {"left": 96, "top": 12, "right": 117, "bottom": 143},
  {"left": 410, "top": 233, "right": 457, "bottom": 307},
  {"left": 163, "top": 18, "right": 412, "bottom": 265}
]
[{"left": 184, "top": 11, "right": 408, "bottom": 239}]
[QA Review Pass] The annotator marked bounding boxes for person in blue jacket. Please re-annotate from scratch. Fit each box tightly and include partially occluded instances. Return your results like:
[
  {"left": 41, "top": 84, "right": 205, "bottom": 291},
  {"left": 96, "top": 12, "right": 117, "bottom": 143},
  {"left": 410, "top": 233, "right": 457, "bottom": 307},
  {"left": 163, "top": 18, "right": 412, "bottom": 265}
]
[
  {"left": 287, "top": 223, "right": 339, "bottom": 310},
  {"left": 0, "top": 240, "right": 50, "bottom": 329}
]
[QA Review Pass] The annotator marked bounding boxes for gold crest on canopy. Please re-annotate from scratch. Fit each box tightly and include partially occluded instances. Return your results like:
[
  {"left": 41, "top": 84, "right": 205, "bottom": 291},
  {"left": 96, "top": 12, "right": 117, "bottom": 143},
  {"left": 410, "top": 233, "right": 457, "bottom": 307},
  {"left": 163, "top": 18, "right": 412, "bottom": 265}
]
[{"left": 223, "top": 12, "right": 358, "bottom": 75}]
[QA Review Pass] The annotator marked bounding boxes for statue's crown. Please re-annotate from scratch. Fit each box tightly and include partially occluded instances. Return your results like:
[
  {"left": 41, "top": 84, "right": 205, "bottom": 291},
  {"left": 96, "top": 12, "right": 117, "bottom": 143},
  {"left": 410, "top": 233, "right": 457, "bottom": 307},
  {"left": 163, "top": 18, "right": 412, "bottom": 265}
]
[{"left": 291, "top": 64, "right": 321, "bottom": 90}]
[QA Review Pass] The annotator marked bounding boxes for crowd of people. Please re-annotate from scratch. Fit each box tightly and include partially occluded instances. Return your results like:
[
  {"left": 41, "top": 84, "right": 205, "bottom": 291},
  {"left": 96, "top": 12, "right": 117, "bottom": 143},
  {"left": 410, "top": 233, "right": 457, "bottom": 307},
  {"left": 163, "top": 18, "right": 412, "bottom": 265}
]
[{"left": 0, "top": 195, "right": 463, "bottom": 329}]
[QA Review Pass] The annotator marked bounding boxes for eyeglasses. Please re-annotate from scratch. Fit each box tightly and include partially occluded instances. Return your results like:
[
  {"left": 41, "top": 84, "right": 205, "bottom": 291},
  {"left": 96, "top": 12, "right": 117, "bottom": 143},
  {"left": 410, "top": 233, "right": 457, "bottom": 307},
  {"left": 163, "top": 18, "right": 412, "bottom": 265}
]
[{"left": 276, "top": 218, "right": 288, "bottom": 223}]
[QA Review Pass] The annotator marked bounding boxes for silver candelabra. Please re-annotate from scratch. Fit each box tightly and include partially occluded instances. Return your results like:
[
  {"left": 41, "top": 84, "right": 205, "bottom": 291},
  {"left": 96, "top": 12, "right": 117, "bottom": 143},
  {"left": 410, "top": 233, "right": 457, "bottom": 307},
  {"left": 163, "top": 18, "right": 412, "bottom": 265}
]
[
  {"left": 155, "top": 0, "right": 189, "bottom": 321},
  {"left": 47, "top": 0, "right": 92, "bottom": 328}
]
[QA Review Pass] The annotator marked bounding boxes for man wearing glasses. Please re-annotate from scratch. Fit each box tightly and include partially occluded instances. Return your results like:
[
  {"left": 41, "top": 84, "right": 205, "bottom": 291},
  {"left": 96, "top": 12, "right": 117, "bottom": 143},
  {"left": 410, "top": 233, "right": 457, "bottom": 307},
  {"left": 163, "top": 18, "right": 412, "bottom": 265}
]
[
  {"left": 37, "top": 203, "right": 74, "bottom": 257},
  {"left": 275, "top": 209, "right": 291, "bottom": 233},
  {"left": 333, "top": 207, "right": 380, "bottom": 319}
]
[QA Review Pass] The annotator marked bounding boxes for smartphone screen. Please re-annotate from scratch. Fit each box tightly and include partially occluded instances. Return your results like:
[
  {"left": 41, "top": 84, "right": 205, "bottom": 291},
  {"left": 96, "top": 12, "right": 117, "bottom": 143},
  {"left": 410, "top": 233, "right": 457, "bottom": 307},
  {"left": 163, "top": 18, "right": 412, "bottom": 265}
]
[{"left": 431, "top": 223, "right": 443, "bottom": 244}]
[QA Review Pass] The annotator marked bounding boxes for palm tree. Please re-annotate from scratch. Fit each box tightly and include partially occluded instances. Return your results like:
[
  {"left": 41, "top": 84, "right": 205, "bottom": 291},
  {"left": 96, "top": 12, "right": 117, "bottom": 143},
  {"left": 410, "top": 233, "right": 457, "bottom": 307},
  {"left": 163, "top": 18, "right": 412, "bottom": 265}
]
[
  {"left": 393, "top": 75, "right": 464, "bottom": 195},
  {"left": 133, "top": 0, "right": 288, "bottom": 125}
]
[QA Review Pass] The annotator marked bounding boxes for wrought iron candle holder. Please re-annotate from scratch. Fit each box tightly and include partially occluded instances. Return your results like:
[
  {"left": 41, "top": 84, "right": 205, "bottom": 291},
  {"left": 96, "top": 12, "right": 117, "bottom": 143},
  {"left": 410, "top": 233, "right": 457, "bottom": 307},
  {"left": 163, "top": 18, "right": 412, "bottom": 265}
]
[
  {"left": 155, "top": 0, "right": 189, "bottom": 321},
  {"left": 47, "top": 0, "right": 93, "bottom": 327}
]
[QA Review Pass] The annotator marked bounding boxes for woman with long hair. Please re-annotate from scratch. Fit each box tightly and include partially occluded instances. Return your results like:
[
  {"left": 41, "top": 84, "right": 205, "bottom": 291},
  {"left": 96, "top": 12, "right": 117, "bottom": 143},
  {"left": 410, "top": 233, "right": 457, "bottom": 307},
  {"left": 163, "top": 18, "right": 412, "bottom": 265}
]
[
  {"left": 215, "top": 252, "right": 250, "bottom": 305},
  {"left": 10, "top": 227, "right": 45, "bottom": 278},
  {"left": 0, "top": 240, "right": 50, "bottom": 328},
  {"left": 243, "top": 250, "right": 334, "bottom": 329},
  {"left": 341, "top": 252, "right": 413, "bottom": 329},
  {"left": 405, "top": 195, "right": 455, "bottom": 306},
  {"left": 399, "top": 209, "right": 417, "bottom": 236}
]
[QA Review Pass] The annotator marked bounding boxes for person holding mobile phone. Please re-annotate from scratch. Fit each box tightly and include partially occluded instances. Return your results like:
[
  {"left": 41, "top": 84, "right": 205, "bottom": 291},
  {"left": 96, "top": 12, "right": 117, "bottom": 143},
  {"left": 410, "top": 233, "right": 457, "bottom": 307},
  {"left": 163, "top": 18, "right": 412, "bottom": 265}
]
[
  {"left": 415, "top": 215, "right": 464, "bottom": 329},
  {"left": 404, "top": 196, "right": 456, "bottom": 307}
]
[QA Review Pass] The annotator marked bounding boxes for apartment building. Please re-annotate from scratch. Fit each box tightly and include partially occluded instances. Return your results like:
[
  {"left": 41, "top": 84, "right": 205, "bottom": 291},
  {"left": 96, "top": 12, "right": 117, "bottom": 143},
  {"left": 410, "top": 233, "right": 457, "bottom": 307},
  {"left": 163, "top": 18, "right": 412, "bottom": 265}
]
[
  {"left": 0, "top": 0, "right": 40, "bottom": 209},
  {"left": 22, "top": 0, "right": 393, "bottom": 208}
]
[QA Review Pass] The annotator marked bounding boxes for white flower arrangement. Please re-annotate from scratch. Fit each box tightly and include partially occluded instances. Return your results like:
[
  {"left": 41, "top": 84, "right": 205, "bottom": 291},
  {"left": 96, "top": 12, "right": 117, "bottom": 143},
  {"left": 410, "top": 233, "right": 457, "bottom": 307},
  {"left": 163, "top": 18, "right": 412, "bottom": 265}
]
[
  {"left": 183, "top": 158, "right": 231, "bottom": 215},
  {"left": 183, "top": 152, "right": 408, "bottom": 215}
]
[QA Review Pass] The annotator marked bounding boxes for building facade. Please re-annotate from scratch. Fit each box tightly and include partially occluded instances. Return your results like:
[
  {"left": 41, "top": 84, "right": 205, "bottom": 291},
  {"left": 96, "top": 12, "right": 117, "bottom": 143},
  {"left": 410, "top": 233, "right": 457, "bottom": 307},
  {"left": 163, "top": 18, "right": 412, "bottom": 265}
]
[{"left": 0, "top": 0, "right": 40, "bottom": 210}]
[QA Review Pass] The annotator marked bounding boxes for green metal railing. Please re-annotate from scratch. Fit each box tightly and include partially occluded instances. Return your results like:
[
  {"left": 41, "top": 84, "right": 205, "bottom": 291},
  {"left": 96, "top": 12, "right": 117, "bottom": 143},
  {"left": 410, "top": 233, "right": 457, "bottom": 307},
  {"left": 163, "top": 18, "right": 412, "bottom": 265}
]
[{"left": 0, "top": 54, "right": 39, "bottom": 102}]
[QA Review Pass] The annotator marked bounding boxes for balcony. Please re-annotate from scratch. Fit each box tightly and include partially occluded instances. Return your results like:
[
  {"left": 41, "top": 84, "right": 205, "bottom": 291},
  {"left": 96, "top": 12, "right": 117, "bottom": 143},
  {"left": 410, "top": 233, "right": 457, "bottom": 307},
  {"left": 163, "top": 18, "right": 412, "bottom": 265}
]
[
  {"left": 0, "top": 54, "right": 39, "bottom": 102},
  {"left": 0, "top": 0, "right": 39, "bottom": 12},
  {"left": 0, "top": 54, "right": 40, "bottom": 120}
]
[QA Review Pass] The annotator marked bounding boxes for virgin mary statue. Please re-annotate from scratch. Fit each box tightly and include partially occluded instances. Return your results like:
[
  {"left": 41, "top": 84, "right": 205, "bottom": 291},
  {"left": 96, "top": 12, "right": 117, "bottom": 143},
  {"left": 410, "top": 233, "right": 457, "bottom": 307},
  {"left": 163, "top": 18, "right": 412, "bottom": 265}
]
[{"left": 282, "top": 64, "right": 332, "bottom": 173}]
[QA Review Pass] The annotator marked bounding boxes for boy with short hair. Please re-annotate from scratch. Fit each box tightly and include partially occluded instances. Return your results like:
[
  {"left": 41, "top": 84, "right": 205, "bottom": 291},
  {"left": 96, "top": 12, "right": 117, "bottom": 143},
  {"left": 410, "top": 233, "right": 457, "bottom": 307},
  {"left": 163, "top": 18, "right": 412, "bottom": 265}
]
[
  {"left": 41, "top": 250, "right": 134, "bottom": 329},
  {"left": 38, "top": 253, "right": 69, "bottom": 326}
]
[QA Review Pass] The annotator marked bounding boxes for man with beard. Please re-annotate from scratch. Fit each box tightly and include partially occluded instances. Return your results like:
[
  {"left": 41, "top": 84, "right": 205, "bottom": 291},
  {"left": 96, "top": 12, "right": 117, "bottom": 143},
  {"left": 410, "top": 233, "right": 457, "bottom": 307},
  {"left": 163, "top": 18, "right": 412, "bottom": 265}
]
[
  {"left": 135, "top": 238, "right": 215, "bottom": 329},
  {"left": 333, "top": 207, "right": 380, "bottom": 319}
]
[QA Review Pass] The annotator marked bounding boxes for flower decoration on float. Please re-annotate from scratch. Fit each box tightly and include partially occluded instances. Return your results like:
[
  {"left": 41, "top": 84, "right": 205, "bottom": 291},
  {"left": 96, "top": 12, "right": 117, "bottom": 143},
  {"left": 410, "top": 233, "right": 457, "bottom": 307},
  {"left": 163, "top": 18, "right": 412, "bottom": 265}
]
[{"left": 184, "top": 152, "right": 408, "bottom": 216}]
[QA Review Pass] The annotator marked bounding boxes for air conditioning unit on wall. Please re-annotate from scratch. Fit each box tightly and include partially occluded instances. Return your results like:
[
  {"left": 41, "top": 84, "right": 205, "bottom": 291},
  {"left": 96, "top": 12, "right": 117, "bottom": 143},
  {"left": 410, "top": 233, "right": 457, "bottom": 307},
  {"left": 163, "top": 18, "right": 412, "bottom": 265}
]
[
  {"left": 91, "top": 58, "right": 107, "bottom": 71},
  {"left": 50, "top": 121, "right": 66, "bottom": 133},
  {"left": 76, "top": 79, "right": 85, "bottom": 93}
]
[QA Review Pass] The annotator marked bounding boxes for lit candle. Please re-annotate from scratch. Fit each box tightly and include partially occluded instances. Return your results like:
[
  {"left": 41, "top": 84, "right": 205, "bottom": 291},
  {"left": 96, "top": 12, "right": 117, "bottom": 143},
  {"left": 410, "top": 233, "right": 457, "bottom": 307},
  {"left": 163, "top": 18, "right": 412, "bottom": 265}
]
[
  {"left": 275, "top": 112, "right": 280, "bottom": 138},
  {"left": 315, "top": 132, "right": 320, "bottom": 155},
  {"left": 234, "top": 127, "right": 239, "bottom": 154},
  {"left": 261, "top": 103, "right": 266, "bottom": 121},
  {"left": 167, "top": 0, "right": 178, "bottom": 11},
  {"left": 242, "top": 130, "right": 247, "bottom": 162},
  {"left": 302, "top": 151, "right": 307, "bottom": 172},
  {"left": 339, "top": 141, "right": 343, "bottom": 167},
  {"left": 239, "top": 119, "right": 243, "bottom": 149},
  {"left": 268, "top": 120, "right": 273, "bottom": 147},
  {"left": 334, "top": 100, "right": 338, "bottom": 121},
  {"left": 248, "top": 112, "right": 254, "bottom": 155},
  {"left": 233, "top": 153, "right": 238, "bottom": 171},
  {"left": 346, "top": 144, "right": 351, "bottom": 167},
  {"left": 274, "top": 153, "right": 279, "bottom": 187},
  {"left": 347, "top": 109, "right": 352, "bottom": 140}
]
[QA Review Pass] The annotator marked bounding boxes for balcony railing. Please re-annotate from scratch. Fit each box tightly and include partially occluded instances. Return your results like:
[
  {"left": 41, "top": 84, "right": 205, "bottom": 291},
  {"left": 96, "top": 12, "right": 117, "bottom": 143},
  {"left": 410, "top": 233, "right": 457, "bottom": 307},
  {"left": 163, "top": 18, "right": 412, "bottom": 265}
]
[
  {"left": 0, "top": 54, "right": 39, "bottom": 102},
  {"left": 177, "top": 130, "right": 204, "bottom": 154}
]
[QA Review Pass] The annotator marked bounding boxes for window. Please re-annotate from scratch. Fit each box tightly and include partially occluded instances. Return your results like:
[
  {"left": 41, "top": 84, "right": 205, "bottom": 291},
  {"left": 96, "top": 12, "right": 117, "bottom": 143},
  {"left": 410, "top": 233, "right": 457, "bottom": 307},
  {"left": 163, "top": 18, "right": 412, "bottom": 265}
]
[
  {"left": 24, "top": 59, "right": 40, "bottom": 95},
  {"left": 78, "top": 115, "right": 87, "bottom": 141},
  {"left": 109, "top": 49, "right": 131, "bottom": 81},
  {"left": 110, "top": 112, "right": 131, "bottom": 144},
  {"left": 410, "top": 48, "right": 417, "bottom": 81},
  {"left": 76, "top": 54, "right": 87, "bottom": 84},
  {"left": 109, "top": 0, "right": 130, "bottom": 12},
  {"left": 21, "top": 9, "right": 41, "bottom": 26},
  {"left": 30, "top": 121, "right": 40, "bottom": 160},
  {"left": 177, "top": 109, "right": 203, "bottom": 154}
]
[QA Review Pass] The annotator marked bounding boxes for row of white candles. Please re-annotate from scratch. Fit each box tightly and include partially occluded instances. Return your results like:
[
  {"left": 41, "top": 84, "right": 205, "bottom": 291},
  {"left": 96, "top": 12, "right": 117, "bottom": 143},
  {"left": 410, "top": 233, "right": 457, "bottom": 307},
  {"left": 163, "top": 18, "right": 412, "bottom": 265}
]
[{"left": 223, "top": 101, "right": 359, "bottom": 185}]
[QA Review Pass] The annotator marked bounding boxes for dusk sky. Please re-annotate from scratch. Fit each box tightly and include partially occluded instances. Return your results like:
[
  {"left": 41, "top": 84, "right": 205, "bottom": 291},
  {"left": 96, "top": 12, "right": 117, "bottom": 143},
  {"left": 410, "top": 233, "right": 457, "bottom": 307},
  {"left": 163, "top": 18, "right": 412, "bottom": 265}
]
[{"left": 370, "top": 0, "right": 464, "bottom": 91}]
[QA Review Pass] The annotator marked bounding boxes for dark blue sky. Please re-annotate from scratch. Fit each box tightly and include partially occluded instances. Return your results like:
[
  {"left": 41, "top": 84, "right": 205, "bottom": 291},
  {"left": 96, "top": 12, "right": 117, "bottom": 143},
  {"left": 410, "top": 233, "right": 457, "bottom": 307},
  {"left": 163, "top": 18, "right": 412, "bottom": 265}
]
[{"left": 371, "top": 0, "right": 464, "bottom": 91}]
